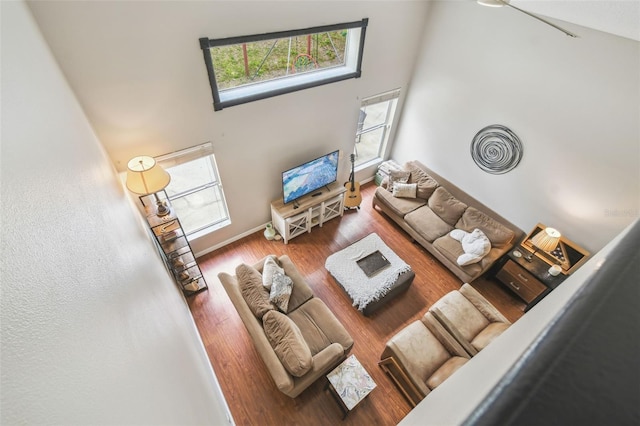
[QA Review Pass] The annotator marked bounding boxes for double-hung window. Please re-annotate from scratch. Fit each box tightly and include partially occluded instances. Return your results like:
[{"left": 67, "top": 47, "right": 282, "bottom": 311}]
[
  {"left": 155, "top": 143, "right": 230, "bottom": 239},
  {"left": 199, "top": 19, "right": 368, "bottom": 110},
  {"left": 354, "top": 89, "right": 401, "bottom": 168}
]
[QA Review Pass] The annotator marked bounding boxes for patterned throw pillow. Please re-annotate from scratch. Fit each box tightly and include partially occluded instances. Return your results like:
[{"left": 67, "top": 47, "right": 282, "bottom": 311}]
[
  {"left": 388, "top": 170, "right": 411, "bottom": 191},
  {"left": 269, "top": 271, "right": 293, "bottom": 312}
]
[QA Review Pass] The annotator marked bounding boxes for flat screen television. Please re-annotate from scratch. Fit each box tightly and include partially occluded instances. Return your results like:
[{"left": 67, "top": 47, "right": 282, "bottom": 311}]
[{"left": 282, "top": 150, "right": 339, "bottom": 204}]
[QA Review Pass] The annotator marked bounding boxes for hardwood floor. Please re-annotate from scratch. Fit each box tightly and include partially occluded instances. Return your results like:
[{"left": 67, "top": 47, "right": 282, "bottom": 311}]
[{"left": 188, "top": 182, "right": 525, "bottom": 426}]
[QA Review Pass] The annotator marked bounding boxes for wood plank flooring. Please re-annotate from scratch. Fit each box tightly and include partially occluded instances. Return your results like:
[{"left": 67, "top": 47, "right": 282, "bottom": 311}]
[{"left": 188, "top": 182, "right": 525, "bottom": 426}]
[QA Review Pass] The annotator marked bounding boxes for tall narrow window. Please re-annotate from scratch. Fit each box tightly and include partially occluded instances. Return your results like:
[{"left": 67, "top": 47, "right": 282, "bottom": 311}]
[
  {"left": 199, "top": 19, "right": 368, "bottom": 110},
  {"left": 155, "top": 143, "right": 230, "bottom": 239},
  {"left": 354, "top": 89, "right": 401, "bottom": 168}
]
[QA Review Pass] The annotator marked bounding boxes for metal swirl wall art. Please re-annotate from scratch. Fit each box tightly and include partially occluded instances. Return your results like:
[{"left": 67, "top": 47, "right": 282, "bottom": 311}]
[{"left": 470, "top": 124, "right": 523, "bottom": 174}]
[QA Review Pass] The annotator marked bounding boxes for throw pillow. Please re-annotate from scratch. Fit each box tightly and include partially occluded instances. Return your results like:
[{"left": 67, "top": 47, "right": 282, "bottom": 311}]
[
  {"left": 449, "top": 228, "right": 492, "bottom": 266},
  {"left": 262, "top": 255, "right": 283, "bottom": 290},
  {"left": 392, "top": 182, "right": 418, "bottom": 198},
  {"left": 428, "top": 187, "right": 468, "bottom": 226},
  {"left": 269, "top": 270, "right": 294, "bottom": 312},
  {"left": 405, "top": 164, "right": 439, "bottom": 199},
  {"left": 236, "top": 263, "right": 274, "bottom": 319},
  {"left": 388, "top": 170, "right": 411, "bottom": 192},
  {"left": 263, "top": 310, "right": 313, "bottom": 377}
]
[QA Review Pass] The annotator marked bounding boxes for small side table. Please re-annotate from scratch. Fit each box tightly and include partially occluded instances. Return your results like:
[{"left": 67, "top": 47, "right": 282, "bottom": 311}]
[
  {"left": 494, "top": 248, "right": 567, "bottom": 312},
  {"left": 326, "top": 354, "right": 376, "bottom": 419}
]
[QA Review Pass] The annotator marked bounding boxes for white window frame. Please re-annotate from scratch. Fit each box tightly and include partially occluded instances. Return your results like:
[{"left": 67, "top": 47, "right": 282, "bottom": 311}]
[
  {"left": 199, "top": 19, "right": 368, "bottom": 111},
  {"left": 155, "top": 142, "right": 230, "bottom": 240},
  {"left": 354, "top": 88, "right": 401, "bottom": 169}
]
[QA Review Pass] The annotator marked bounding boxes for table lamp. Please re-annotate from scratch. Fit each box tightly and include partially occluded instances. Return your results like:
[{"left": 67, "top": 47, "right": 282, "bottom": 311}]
[
  {"left": 526, "top": 226, "right": 561, "bottom": 262},
  {"left": 126, "top": 156, "right": 171, "bottom": 216}
]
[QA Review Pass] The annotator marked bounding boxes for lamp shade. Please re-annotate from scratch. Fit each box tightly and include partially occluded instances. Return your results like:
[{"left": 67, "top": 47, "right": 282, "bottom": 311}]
[
  {"left": 531, "top": 227, "right": 561, "bottom": 252},
  {"left": 125, "top": 156, "right": 171, "bottom": 195}
]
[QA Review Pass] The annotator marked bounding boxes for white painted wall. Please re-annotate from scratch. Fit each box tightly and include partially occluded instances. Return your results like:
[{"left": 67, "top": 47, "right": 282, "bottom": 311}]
[
  {"left": 0, "top": 2, "right": 232, "bottom": 424},
  {"left": 392, "top": 1, "right": 640, "bottom": 253},
  {"left": 26, "top": 0, "right": 431, "bottom": 254}
]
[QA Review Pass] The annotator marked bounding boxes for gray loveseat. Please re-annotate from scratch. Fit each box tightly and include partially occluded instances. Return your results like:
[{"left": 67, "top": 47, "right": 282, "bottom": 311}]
[{"left": 372, "top": 160, "right": 524, "bottom": 283}]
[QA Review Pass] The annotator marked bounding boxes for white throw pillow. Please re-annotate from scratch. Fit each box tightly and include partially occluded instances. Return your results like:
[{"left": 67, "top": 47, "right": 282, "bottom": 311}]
[
  {"left": 392, "top": 182, "right": 418, "bottom": 199},
  {"left": 262, "top": 256, "right": 283, "bottom": 290}
]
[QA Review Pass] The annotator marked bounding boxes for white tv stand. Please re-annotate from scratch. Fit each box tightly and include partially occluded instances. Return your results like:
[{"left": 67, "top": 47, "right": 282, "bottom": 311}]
[{"left": 270, "top": 185, "right": 346, "bottom": 244}]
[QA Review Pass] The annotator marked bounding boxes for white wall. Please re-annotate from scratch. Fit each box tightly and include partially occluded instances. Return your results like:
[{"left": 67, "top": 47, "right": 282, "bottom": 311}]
[
  {"left": 391, "top": 1, "right": 640, "bottom": 253},
  {"left": 0, "top": 2, "right": 232, "bottom": 424},
  {"left": 26, "top": 0, "right": 431, "bottom": 254}
]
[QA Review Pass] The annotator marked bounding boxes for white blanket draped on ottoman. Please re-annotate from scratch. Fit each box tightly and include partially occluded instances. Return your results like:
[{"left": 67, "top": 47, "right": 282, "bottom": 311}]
[{"left": 325, "top": 233, "right": 412, "bottom": 312}]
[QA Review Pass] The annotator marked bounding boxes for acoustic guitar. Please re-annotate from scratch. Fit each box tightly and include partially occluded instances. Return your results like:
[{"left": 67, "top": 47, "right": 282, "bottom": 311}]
[{"left": 344, "top": 154, "right": 362, "bottom": 210}]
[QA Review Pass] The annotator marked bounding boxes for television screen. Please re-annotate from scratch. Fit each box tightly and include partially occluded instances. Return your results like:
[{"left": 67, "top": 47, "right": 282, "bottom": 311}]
[{"left": 282, "top": 150, "right": 339, "bottom": 204}]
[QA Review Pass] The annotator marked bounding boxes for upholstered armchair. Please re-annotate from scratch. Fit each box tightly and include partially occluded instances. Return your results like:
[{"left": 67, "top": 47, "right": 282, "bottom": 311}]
[
  {"left": 379, "top": 320, "right": 470, "bottom": 407},
  {"left": 423, "top": 283, "right": 511, "bottom": 357}
]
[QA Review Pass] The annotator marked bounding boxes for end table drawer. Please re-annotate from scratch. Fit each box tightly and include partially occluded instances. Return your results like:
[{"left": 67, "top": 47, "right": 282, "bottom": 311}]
[{"left": 496, "top": 260, "right": 547, "bottom": 303}]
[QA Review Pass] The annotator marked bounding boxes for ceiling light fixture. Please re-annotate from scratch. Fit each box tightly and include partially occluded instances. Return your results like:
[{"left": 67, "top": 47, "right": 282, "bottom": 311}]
[{"left": 478, "top": 0, "right": 578, "bottom": 38}]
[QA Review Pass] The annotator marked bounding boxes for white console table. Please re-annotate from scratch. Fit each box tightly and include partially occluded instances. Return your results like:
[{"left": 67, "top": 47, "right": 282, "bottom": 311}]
[{"left": 271, "top": 185, "right": 346, "bottom": 244}]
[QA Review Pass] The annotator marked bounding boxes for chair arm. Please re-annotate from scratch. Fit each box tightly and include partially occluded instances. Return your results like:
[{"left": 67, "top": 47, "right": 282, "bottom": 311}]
[{"left": 460, "top": 283, "right": 510, "bottom": 324}]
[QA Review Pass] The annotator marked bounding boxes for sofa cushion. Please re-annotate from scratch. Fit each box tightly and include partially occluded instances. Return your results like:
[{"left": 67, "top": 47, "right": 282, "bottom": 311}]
[
  {"left": 263, "top": 310, "right": 313, "bottom": 377},
  {"left": 455, "top": 207, "right": 515, "bottom": 248},
  {"left": 393, "top": 182, "right": 417, "bottom": 199},
  {"left": 471, "top": 322, "right": 510, "bottom": 352},
  {"left": 428, "top": 187, "right": 468, "bottom": 226},
  {"left": 405, "top": 206, "right": 453, "bottom": 243},
  {"left": 375, "top": 186, "right": 426, "bottom": 217},
  {"left": 432, "top": 235, "right": 483, "bottom": 277},
  {"left": 236, "top": 263, "right": 274, "bottom": 319},
  {"left": 405, "top": 164, "right": 439, "bottom": 200},
  {"left": 430, "top": 291, "right": 489, "bottom": 343},
  {"left": 425, "top": 356, "right": 468, "bottom": 390},
  {"left": 288, "top": 297, "right": 354, "bottom": 356}
]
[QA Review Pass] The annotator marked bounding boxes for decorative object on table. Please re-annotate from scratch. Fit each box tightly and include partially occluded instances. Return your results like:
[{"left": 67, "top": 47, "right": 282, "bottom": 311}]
[
  {"left": 470, "top": 124, "right": 523, "bottom": 174},
  {"left": 477, "top": 0, "right": 578, "bottom": 38},
  {"left": 344, "top": 154, "right": 362, "bottom": 210},
  {"left": 521, "top": 223, "right": 590, "bottom": 275},
  {"left": 264, "top": 223, "right": 276, "bottom": 240},
  {"left": 525, "top": 226, "right": 561, "bottom": 262},
  {"left": 125, "top": 155, "right": 171, "bottom": 216},
  {"left": 548, "top": 264, "right": 563, "bottom": 276}
]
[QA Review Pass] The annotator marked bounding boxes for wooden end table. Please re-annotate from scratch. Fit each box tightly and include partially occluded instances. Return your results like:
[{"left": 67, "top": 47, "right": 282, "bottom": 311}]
[
  {"left": 494, "top": 248, "right": 567, "bottom": 312},
  {"left": 325, "top": 354, "right": 376, "bottom": 419}
]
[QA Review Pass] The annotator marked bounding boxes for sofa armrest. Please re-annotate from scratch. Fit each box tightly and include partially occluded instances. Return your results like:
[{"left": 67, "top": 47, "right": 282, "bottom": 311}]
[
  {"left": 460, "top": 283, "right": 510, "bottom": 324},
  {"left": 279, "top": 343, "right": 346, "bottom": 398}
]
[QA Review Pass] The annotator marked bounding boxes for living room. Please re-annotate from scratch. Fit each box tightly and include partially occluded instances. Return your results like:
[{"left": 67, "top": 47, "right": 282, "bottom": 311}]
[{"left": 2, "top": 0, "right": 638, "bottom": 425}]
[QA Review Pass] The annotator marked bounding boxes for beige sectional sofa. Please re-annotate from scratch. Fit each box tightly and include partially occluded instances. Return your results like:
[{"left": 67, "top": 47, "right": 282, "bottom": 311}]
[
  {"left": 218, "top": 255, "right": 353, "bottom": 398},
  {"left": 372, "top": 160, "right": 524, "bottom": 283}
]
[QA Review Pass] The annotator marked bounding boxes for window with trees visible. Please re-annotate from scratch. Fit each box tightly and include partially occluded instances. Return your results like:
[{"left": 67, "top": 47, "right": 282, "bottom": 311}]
[{"left": 199, "top": 19, "right": 368, "bottom": 110}]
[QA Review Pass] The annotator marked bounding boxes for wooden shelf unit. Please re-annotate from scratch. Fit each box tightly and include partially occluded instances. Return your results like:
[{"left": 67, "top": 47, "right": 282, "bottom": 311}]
[{"left": 271, "top": 185, "right": 346, "bottom": 244}]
